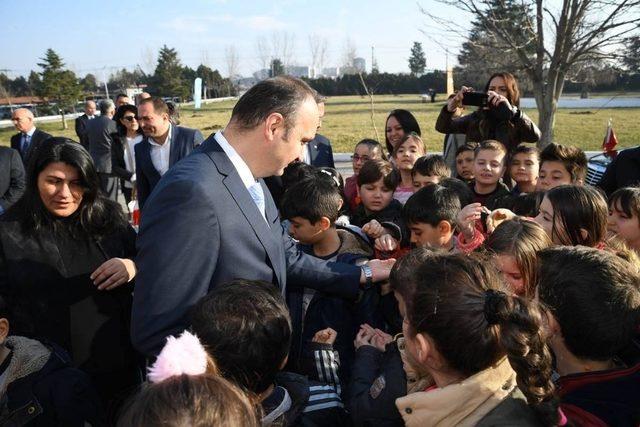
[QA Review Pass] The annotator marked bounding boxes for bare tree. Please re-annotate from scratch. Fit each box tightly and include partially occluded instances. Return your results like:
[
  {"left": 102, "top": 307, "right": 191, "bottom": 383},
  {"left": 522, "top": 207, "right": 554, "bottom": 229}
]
[
  {"left": 309, "top": 34, "right": 329, "bottom": 76},
  {"left": 341, "top": 37, "right": 358, "bottom": 69},
  {"left": 271, "top": 31, "right": 296, "bottom": 67},
  {"left": 255, "top": 37, "right": 271, "bottom": 70},
  {"left": 420, "top": 0, "right": 640, "bottom": 147},
  {"left": 225, "top": 45, "right": 240, "bottom": 79}
]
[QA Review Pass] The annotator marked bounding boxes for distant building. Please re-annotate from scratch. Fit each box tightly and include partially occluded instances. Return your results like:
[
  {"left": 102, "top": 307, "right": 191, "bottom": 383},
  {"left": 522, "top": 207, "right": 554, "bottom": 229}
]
[
  {"left": 285, "top": 65, "right": 312, "bottom": 79},
  {"left": 320, "top": 67, "right": 341, "bottom": 79},
  {"left": 354, "top": 57, "right": 366, "bottom": 73}
]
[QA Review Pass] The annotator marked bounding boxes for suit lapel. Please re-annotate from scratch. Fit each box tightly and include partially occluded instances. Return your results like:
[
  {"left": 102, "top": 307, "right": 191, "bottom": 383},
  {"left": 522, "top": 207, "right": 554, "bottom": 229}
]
[
  {"left": 169, "top": 125, "right": 180, "bottom": 166},
  {"left": 308, "top": 141, "right": 319, "bottom": 165},
  {"left": 205, "top": 138, "right": 285, "bottom": 287},
  {"left": 140, "top": 139, "right": 161, "bottom": 181}
]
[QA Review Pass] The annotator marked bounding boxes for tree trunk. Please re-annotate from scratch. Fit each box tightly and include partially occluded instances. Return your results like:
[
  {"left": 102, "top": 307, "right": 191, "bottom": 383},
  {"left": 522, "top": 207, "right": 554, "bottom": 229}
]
[{"left": 61, "top": 110, "right": 68, "bottom": 130}]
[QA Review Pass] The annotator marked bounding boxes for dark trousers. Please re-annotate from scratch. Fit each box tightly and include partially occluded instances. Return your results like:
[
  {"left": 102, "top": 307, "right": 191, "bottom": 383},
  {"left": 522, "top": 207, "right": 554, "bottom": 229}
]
[{"left": 98, "top": 173, "right": 118, "bottom": 201}]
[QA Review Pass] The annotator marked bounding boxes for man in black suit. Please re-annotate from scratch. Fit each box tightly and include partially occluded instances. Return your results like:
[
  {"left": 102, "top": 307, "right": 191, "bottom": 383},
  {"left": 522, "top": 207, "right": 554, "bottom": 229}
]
[
  {"left": 10, "top": 108, "right": 52, "bottom": 166},
  {"left": 135, "top": 97, "right": 204, "bottom": 207},
  {"left": 0, "top": 147, "right": 25, "bottom": 215},
  {"left": 300, "top": 94, "right": 335, "bottom": 168},
  {"left": 86, "top": 99, "right": 119, "bottom": 200},
  {"left": 74, "top": 100, "right": 96, "bottom": 149}
]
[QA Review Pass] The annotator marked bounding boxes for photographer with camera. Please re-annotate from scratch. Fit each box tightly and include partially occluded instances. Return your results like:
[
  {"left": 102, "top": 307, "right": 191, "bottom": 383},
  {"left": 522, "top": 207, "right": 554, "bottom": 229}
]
[{"left": 436, "top": 73, "right": 540, "bottom": 155}]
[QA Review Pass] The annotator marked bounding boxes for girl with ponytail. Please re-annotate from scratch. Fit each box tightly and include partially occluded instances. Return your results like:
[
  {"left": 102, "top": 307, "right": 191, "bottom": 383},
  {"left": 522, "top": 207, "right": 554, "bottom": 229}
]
[{"left": 394, "top": 253, "right": 560, "bottom": 426}]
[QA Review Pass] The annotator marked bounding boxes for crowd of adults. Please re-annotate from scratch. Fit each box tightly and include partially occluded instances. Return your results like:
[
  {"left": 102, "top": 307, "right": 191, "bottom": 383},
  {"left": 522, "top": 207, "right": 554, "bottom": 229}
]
[{"left": 0, "top": 73, "right": 638, "bottom": 426}]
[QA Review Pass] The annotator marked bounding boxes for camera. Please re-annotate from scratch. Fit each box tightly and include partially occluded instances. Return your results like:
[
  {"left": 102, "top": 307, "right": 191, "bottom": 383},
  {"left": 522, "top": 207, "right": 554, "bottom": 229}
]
[{"left": 462, "top": 91, "right": 489, "bottom": 107}]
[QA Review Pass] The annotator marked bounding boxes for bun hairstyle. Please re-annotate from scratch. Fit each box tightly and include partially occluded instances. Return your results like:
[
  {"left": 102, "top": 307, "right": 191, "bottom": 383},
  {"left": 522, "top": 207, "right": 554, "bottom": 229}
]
[{"left": 400, "top": 253, "right": 558, "bottom": 425}]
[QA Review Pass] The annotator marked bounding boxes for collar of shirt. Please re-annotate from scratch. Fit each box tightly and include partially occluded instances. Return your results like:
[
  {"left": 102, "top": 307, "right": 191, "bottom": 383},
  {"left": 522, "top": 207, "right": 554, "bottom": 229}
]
[
  {"left": 148, "top": 123, "right": 173, "bottom": 148},
  {"left": 214, "top": 131, "right": 257, "bottom": 190},
  {"left": 24, "top": 127, "right": 36, "bottom": 137}
]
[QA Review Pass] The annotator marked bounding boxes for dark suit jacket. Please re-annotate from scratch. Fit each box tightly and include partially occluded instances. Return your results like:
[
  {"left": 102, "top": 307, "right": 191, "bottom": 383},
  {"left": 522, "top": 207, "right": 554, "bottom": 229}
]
[
  {"left": 598, "top": 146, "right": 640, "bottom": 196},
  {"left": 307, "top": 133, "right": 335, "bottom": 168},
  {"left": 111, "top": 134, "right": 134, "bottom": 182},
  {"left": 74, "top": 114, "right": 91, "bottom": 149},
  {"left": 10, "top": 128, "right": 52, "bottom": 165},
  {"left": 86, "top": 116, "right": 118, "bottom": 174},
  {"left": 131, "top": 134, "right": 361, "bottom": 356},
  {"left": 134, "top": 125, "right": 204, "bottom": 207},
  {"left": 0, "top": 147, "right": 25, "bottom": 213}
]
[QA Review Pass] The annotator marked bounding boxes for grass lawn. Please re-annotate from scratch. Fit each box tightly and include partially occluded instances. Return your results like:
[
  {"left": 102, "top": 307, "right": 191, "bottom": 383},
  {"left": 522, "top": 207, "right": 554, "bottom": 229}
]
[{"left": 2, "top": 94, "right": 639, "bottom": 153}]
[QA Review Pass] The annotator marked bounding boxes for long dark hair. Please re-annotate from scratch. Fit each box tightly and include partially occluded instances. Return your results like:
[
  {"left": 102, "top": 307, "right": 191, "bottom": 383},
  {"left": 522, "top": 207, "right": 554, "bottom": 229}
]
[
  {"left": 484, "top": 72, "right": 521, "bottom": 107},
  {"left": 400, "top": 253, "right": 558, "bottom": 425},
  {"left": 545, "top": 185, "right": 608, "bottom": 247},
  {"left": 10, "top": 137, "right": 128, "bottom": 238},
  {"left": 384, "top": 109, "right": 421, "bottom": 155}
]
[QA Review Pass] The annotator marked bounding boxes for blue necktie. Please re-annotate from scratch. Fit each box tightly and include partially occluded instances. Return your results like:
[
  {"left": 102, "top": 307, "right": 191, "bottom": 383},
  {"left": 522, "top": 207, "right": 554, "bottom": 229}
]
[
  {"left": 21, "top": 134, "right": 31, "bottom": 156},
  {"left": 248, "top": 182, "right": 266, "bottom": 220}
]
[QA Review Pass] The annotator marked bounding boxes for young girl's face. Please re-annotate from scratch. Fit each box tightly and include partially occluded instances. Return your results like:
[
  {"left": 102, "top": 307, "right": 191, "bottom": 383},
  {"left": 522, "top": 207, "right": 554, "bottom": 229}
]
[
  {"left": 456, "top": 150, "right": 474, "bottom": 180},
  {"left": 495, "top": 254, "right": 525, "bottom": 296},
  {"left": 534, "top": 196, "right": 567, "bottom": 245},
  {"left": 352, "top": 144, "right": 374, "bottom": 175},
  {"left": 608, "top": 200, "right": 640, "bottom": 250},
  {"left": 359, "top": 178, "right": 394, "bottom": 213},
  {"left": 394, "top": 140, "right": 424, "bottom": 171}
]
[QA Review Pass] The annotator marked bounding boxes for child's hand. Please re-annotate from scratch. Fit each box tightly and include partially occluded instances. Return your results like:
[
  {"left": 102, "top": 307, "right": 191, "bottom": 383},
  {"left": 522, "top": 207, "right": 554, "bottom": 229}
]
[
  {"left": 486, "top": 208, "right": 516, "bottom": 234},
  {"left": 364, "top": 258, "right": 396, "bottom": 283},
  {"left": 360, "top": 324, "right": 393, "bottom": 352},
  {"left": 362, "top": 220, "right": 387, "bottom": 239},
  {"left": 312, "top": 328, "right": 337, "bottom": 345},
  {"left": 457, "top": 203, "right": 483, "bottom": 240},
  {"left": 375, "top": 235, "right": 399, "bottom": 252},
  {"left": 354, "top": 326, "right": 376, "bottom": 350}
]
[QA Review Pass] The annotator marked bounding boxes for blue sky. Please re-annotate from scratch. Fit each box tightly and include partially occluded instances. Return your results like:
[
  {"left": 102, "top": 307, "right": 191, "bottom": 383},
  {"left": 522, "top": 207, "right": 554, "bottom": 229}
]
[{"left": 0, "top": 0, "right": 464, "bottom": 80}]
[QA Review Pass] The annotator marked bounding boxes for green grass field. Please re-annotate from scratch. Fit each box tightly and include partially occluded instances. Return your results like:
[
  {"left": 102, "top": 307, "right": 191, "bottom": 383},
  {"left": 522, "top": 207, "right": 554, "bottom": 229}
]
[{"left": 2, "top": 94, "right": 639, "bottom": 153}]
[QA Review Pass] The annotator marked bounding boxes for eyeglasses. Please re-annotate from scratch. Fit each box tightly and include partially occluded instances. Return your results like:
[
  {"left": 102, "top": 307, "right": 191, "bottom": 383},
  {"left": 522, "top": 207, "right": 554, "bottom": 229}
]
[
  {"left": 351, "top": 155, "right": 371, "bottom": 162},
  {"left": 123, "top": 116, "right": 138, "bottom": 122}
]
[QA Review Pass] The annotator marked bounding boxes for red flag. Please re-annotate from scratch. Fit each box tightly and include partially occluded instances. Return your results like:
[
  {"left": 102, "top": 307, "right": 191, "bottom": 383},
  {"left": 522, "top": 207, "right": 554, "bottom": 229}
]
[{"left": 602, "top": 119, "right": 618, "bottom": 157}]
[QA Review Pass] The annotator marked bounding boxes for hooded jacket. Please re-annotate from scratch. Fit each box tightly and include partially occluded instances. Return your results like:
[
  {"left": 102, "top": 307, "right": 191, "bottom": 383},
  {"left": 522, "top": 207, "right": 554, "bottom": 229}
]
[{"left": 0, "top": 336, "right": 104, "bottom": 427}]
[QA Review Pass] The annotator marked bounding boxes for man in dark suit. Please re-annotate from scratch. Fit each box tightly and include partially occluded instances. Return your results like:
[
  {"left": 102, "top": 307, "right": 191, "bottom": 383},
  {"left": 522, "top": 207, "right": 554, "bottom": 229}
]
[
  {"left": 598, "top": 146, "right": 640, "bottom": 196},
  {"left": 135, "top": 97, "right": 204, "bottom": 207},
  {"left": 300, "top": 94, "right": 335, "bottom": 168},
  {"left": 74, "top": 100, "right": 96, "bottom": 149},
  {"left": 0, "top": 147, "right": 25, "bottom": 215},
  {"left": 10, "top": 108, "right": 52, "bottom": 166},
  {"left": 86, "top": 99, "right": 118, "bottom": 200},
  {"left": 132, "top": 77, "right": 393, "bottom": 357}
]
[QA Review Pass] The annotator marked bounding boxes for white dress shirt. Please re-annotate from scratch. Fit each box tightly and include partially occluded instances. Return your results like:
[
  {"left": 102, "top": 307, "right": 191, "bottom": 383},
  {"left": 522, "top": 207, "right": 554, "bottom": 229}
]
[
  {"left": 124, "top": 134, "right": 143, "bottom": 188},
  {"left": 214, "top": 131, "right": 266, "bottom": 220},
  {"left": 148, "top": 124, "right": 173, "bottom": 176}
]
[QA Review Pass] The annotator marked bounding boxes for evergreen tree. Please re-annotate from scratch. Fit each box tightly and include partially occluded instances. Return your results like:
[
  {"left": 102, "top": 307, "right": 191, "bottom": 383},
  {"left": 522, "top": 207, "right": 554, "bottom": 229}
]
[
  {"left": 37, "top": 48, "right": 82, "bottom": 129},
  {"left": 623, "top": 36, "right": 640, "bottom": 73},
  {"left": 196, "top": 65, "right": 231, "bottom": 98},
  {"left": 79, "top": 73, "right": 99, "bottom": 93},
  {"left": 408, "top": 42, "right": 427, "bottom": 76},
  {"left": 28, "top": 71, "right": 41, "bottom": 95},
  {"left": 152, "top": 45, "right": 189, "bottom": 99}
]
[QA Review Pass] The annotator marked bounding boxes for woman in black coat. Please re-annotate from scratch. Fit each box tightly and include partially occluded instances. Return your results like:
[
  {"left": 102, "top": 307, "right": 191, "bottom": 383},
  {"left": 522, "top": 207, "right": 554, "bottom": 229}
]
[
  {"left": 0, "top": 138, "right": 141, "bottom": 417},
  {"left": 435, "top": 72, "right": 541, "bottom": 154}
]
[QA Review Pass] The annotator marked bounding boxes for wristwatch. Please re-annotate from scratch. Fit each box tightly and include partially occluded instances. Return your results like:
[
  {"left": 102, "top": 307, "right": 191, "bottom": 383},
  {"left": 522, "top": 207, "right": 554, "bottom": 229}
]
[{"left": 361, "top": 264, "right": 373, "bottom": 290}]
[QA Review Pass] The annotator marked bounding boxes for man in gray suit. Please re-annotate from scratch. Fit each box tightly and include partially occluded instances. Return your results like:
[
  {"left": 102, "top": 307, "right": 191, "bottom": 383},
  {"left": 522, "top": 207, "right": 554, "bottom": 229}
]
[
  {"left": 87, "top": 99, "right": 118, "bottom": 199},
  {"left": 132, "top": 76, "right": 394, "bottom": 356}
]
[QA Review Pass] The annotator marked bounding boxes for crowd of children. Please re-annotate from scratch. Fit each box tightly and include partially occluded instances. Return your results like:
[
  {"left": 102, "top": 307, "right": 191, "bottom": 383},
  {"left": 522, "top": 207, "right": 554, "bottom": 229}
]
[{"left": 3, "top": 100, "right": 640, "bottom": 427}]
